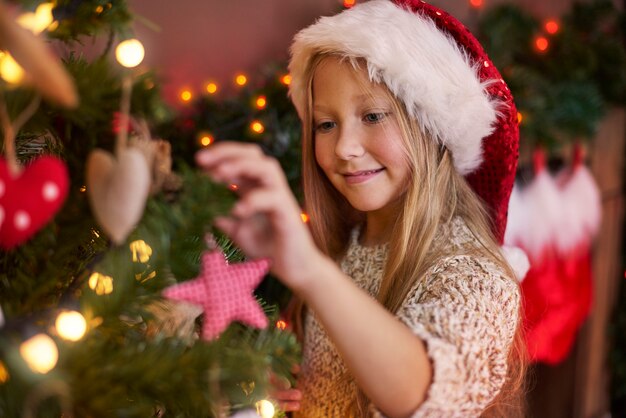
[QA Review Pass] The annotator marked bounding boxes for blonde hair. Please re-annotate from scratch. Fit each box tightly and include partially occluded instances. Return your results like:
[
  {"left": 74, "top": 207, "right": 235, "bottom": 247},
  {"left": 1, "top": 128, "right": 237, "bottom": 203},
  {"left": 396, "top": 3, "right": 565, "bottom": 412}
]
[{"left": 293, "top": 53, "right": 527, "bottom": 417}]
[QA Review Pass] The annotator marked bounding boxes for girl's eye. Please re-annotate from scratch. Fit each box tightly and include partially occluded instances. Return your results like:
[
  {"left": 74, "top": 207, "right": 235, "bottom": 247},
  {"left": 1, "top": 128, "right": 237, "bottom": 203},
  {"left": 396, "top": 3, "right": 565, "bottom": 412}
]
[
  {"left": 315, "top": 121, "right": 336, "bottom": 132},
  {"left": 363, "top": 112, "right": 388, "bottom": 123}
]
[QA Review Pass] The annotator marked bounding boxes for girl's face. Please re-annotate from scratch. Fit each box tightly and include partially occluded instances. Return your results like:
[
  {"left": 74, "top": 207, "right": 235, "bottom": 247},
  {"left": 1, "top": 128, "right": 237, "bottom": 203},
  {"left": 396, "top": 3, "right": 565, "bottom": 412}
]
[{"left": 312, "top": 57, "right": 411, "bottom": 218}]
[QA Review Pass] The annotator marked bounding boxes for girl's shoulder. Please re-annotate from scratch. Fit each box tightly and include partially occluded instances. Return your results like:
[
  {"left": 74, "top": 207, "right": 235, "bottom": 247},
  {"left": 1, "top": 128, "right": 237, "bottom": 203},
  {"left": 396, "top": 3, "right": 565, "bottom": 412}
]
[{"left": 419, "top": 252, "right": 520, "bottom": 312}]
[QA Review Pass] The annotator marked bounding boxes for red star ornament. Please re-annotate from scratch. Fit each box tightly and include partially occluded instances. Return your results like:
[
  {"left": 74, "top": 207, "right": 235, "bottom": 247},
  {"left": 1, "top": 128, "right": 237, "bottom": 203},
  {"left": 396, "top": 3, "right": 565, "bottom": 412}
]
[{"left": 162, "top": 250, "right": 270, "bottom": 340}]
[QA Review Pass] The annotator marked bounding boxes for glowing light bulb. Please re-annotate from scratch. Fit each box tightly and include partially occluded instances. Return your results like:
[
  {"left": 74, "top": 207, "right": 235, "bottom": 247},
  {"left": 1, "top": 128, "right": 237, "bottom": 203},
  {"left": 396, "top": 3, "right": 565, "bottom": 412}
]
[
  {"left": 56, "top": 311, "right": 87, "bottom": 341},
  {"left": 0, "top": 361, "right": 9, "bottom": 383},
  {"left": 300, "top": 212, "right": 310, "bottom": 223},
  {"left": 199, "top": 133, "right": 214, "bottom": 147},
  {"left": 0, "top": 54, "right": 25, "bottom": 84},
  {"left": 115, "top": 39, "right": 145, "bottom": 68},
  {"left": 235, "top": 74, "right": 248, "bottom": 86},
  {"left": 276, "top": 320, "right": 287, "bottom": 330},
  {"left": 20, "top": 334, "right": 58, "bottom": 374},
  {"left": 534, "top": 36, "right": 549, "bottom": 52},
  {"left": 180, "top": 90, "right": 193, "bottom": 102},
  {"left": 469, "top": 0, "right": 483, "bottom": 8},
  {"left": 88, "top": 272, "right": 114, "bottom": 295},
  {"left": 17, "top": 13, "right": 37, "bottom": 32},
  {"left": 33, "top": 3, "right": 55, "bottom": 33},
  {"left": 545, "top": 20, "right": 559, "bottom": 35},
  {"left": 95, "top": 5, "right": 104, "bottom": 13},
  {"left": 256, "top": 400, "right": 275, "bottom": 418},
  {"left": 251, "top": 121, "right": 265, "bottom": 134},
  {"left": 130, "top": 240, "right": 153, "bottom": 263},
  {"left": 206, "top": 82, "right": 218, "bottom": 94},
  {"left": 343, "top": 0, "right": 356, "bottom": 8},
  {"left": 255, "top": 96, "right": 267, "bottom": 109},
  {"left": 280, "top": 74, "right": 292, "bottom": 86}
]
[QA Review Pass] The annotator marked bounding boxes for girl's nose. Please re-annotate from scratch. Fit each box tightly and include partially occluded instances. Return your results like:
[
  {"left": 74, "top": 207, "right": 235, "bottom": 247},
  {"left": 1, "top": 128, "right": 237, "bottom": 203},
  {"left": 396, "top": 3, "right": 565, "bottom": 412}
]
[{"left": 334, "top": 125, "right": 365, "bottom": 160}]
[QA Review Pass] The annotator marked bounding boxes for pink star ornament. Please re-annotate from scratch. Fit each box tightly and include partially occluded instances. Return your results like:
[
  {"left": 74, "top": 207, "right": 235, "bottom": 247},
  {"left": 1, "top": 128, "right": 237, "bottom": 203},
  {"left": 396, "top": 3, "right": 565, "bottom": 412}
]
[{"left": 163, "top": 250, "right": 271, "bottom": 340}]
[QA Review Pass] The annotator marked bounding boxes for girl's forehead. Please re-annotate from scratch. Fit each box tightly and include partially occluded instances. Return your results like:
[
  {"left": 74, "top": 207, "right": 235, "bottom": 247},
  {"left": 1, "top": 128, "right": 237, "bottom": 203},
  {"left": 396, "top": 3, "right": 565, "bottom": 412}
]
[{"left": 313, "top": 56, "right": 390, "bottom": 101}]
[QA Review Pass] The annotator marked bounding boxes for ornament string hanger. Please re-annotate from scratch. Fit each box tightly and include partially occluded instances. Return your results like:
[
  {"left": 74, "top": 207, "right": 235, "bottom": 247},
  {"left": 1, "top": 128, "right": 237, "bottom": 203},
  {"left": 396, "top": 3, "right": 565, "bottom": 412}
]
[
  {"left": 0, "top": 91, "right": 41, "bottom": 176},
  {"left": 114, "top": 38, "right": 145, "bottom": 156}
]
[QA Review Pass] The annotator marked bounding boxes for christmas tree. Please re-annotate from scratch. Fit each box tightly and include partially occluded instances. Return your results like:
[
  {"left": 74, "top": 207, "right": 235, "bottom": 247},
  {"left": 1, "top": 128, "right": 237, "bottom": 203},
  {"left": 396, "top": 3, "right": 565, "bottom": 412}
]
[{"left": 0, "top": 1, "right": 299, "bottom": 417}]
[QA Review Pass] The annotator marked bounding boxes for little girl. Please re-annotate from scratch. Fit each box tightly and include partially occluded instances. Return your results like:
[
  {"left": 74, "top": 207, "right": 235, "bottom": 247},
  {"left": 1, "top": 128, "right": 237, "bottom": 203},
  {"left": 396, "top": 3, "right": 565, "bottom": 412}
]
[{"left": 197, "top": 0, "right": 526, "bottom": 416}]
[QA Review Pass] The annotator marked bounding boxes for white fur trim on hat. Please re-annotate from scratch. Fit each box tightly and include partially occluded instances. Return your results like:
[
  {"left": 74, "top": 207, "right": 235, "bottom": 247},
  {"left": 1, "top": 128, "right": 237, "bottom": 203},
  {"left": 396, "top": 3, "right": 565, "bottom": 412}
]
[{"left": 288, "top": 0, "right": 500, "bottom": 175}]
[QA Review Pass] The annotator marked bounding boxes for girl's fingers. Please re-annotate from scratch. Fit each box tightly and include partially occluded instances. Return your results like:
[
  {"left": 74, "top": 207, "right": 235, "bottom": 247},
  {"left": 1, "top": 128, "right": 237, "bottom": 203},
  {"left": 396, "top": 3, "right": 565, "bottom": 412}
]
[
  {"left": 231, "top": 189, "right": 294, "bottom": 219},
  {"left": 195, "top": 142, "right": 265, "bottom": 170},
  {"left": 213, "top": 216, "right": 237, "bottom": 237},
  {"left": 272, "top": 389, "right": 302, "bottom": 401},
  {"left": 278, "top": 400, "right": 301, "bottom": 412}
]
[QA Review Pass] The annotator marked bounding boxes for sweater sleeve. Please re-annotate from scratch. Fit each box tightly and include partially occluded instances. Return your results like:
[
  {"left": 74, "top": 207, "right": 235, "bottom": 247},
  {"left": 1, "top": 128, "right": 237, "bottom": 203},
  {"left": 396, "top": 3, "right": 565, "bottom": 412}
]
[{"left": 376, "top": 255, "right": 520, "bottom": 417}]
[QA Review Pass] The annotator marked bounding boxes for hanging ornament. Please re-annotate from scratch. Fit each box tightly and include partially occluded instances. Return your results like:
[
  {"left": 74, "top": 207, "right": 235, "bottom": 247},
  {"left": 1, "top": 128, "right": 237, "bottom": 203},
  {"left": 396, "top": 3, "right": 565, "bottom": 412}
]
[
  {"left": 538, "top": 142, "right": 600, "bottom": 364},
  {"left": 0, "top": 1, "right": 77, "bottom": 107},
  {"left": 0, "top": 0, "right": 77, "bottom": 249},
  {"left": 0, "top": 156, "right": 68, "bottom": 249},
  {"left": 163, "top": 250, "right": 270, "bottom": 340},
  {"left": 518, "top": 146, "right": 602, "bottom": 364},
  {"left": 86, "top": 39, "right": 152, "bottom": 245}
]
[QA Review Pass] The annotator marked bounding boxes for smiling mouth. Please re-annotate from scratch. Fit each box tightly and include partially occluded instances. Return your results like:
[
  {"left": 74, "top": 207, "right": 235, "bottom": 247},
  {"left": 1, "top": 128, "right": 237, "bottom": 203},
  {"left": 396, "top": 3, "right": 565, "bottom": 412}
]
[
  {"left": 342, "top": 168, "right": 385, "bottom": 184},
  {"left": 344, "top": 168, "right": 385, "bottom": 177}
]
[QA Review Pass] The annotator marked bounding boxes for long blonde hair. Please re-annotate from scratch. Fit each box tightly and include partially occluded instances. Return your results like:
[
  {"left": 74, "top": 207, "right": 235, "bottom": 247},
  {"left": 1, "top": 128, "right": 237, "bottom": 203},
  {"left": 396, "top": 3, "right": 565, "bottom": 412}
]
[{"left": 294, "top": 53, "right": 527, "bottom": 417}]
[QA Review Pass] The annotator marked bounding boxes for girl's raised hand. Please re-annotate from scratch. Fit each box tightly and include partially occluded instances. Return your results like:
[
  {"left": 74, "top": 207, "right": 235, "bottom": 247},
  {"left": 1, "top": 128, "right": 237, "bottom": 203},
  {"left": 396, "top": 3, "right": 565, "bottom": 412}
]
[{"left": 196, "top": 143, "right": 323, "bottom": 292}]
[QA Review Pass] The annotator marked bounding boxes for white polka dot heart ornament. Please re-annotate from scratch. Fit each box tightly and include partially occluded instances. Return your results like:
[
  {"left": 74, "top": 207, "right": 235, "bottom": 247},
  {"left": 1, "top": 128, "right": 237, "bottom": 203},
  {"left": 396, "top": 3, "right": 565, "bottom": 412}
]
[{"left": 0, "top": 156, "right": 69, "bottom": 249}]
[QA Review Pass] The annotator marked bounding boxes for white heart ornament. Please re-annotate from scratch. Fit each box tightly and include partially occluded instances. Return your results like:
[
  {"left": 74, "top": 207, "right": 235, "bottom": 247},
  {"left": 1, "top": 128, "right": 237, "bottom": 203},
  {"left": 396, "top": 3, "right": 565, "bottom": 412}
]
[{"left": 86, "top": 148, "right": 151, "bottom": 245}]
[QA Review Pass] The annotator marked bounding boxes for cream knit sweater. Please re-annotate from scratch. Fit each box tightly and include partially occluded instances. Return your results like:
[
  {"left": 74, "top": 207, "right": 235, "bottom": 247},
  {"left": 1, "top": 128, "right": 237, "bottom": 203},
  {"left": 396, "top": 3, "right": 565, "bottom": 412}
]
[{"left": 294, "top": 218, "right": 520, "bottom": 417}]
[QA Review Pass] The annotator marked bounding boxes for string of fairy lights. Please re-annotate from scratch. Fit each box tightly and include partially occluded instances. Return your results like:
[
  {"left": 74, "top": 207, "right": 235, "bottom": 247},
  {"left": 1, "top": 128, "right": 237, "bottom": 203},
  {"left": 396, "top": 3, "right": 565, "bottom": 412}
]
[{"left": 170, "top": 0, "right": 562, "bottom": 151}]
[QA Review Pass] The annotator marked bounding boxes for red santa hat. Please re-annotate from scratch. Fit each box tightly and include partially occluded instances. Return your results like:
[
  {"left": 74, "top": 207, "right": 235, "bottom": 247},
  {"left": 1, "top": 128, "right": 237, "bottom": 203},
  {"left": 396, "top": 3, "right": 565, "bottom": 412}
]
[{"left": 288, "top": 0, "right": 520, "bottom": 253}]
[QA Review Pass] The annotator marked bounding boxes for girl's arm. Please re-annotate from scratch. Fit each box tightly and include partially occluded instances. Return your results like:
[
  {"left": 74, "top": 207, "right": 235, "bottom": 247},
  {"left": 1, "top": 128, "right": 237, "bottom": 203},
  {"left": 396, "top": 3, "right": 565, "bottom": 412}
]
[{"left": 197, "top": 143, "right": 431, "bottom": 418}]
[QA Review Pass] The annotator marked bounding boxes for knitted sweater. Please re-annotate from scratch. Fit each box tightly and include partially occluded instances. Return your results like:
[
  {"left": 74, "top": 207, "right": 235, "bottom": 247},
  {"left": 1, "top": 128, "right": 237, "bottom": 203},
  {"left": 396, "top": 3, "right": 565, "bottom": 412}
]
[{"left": 294, "top": 218, "right": 520, "bottom": 417}]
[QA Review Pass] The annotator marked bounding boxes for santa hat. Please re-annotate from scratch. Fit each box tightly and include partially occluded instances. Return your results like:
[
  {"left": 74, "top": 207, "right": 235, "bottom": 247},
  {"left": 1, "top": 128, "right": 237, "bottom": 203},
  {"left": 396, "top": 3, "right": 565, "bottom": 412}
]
[{"left": 288, "top": 0, "right": 521, "bottom": 259}]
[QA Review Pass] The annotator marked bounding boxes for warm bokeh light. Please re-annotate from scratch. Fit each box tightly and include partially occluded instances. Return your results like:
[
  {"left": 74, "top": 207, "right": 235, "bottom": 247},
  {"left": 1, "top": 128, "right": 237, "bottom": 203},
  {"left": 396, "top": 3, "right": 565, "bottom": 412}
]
[
  {"left": 205, "top": 82, "right": 218, "bottom": 94},
  {"left": 300, "top": 213, "right": 310, "bottom": 223},
  {"left": 35, "top": 2, "right": 54, "bottom": 31},
  {"left": 95, "top": 5, "right": 104, "bottom": 13},
  {"left": 199, "top": 133, "right": 214, "bottom": 147},
  {"left": 56, "top": 311, "right": 87, "bottom": 341},
  {"left": 280, "top": 74, "right": 292, "bottom": 86},
  {"left": 469, "top": 0, "right": 483, "bottom": 8},
  {"left": 229, "top": 184, "right": 239, "bottom": 191},
  {"left": 0, "top": 54, "right": 25, "bottom": 84},
  {"left": 535, "top": 36, "right": 549, "bottom": 52},
  {"left": 251, "top": 121, "right": 265, "bottom": 134},
  {"left": 20, "top": 334, "right": 58, "bottom": 374},
  {"left": 17, "top": 2, "right": 54, "bottom": 34},
  {"left": 180, "top": 90, "right": 193, "bottom": 102},
  {"left": 545, "top": 20, "right": 559, "bottom": 35},
  {"left": 343, "top": 0, "right": 356, "bottom": 8},
  {"left": 517, "top": 112, "right": 523, "bottom": 124},
  {"left": 115, "top": 39, "right": 145, "bottom": 68},
  {"left": 235, "top": 74, "right": 248, "bottom": 86},
  {"left": 255, "top": 95, "right": 267, "bottom": 109},
  {"left": 0, "top": 361, "right": 9, "bottom": 383},
  {"left": 256, "top": 400, "right": 275, "bottom": 418},
  {"left": 276, "top": 320, "right": 288, "bottom": 330},
  {"left": 130, "top": 240, "right": 153, "bottom": 263},
  {"left": 89, "top": 272, "right": 114, "bottom": 295}
]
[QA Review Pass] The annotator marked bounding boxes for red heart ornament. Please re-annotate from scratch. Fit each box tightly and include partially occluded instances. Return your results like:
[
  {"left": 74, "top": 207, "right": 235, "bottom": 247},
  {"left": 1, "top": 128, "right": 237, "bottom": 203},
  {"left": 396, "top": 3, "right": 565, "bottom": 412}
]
[{"left": 0, "top": 156, "right": 69, "bottom": 249}]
